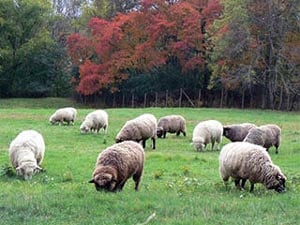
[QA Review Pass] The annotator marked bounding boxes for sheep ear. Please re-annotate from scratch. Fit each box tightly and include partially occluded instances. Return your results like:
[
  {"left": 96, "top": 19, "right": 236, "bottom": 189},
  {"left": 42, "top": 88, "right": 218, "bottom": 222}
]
[
  {"left": 88, "top": 179, "right": 95, "bottom": 183},
  {"left": 16, "top": 166, "right": 22, "bottom": 176},
  {"left": 34, "top": 166, "right": 43, "bottom": 174}
]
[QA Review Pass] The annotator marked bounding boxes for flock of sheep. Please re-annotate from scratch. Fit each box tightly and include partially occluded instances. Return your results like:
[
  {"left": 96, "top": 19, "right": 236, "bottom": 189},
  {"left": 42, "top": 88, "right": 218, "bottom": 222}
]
[{"left": 8, "top": 107, "right": 286, "bottom": 194}]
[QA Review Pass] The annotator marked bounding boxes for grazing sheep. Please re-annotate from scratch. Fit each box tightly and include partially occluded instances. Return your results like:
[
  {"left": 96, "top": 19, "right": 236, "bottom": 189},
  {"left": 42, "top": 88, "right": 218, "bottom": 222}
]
[
  {"left": 243, "top": 127, "right": 266, "bottom": 147},
  {"left": 243, "top": 124, "right": 281, "bottom": 154},
  {"left": 259, "top": 124, "right": 281, "bottom": 154},
  {"left": 89, "top": 141, "right": 145, "bottom": 192},
  {"left": 192, "top": 120, "right": 223, "bottom": 151},
  {"left": 116, "top": 113, "right": 157, "bottom": 149},
  {"left": 9, "top": 130, "right": 45, "bottom": 180},
  {"left": 219, "top": 142, "right": 286, "bottom": 192},
  {"left": 80, "top": 110, "right": 108, "bottom": 134},
  {"left": 157, "top": 115, "right": 186, "bottom": 138},
  {"left": 223, "top": 123, "right": 256, "bottom": 142},
  {"left": 49, "top": 107, "right": 77, "bottom": 125}
]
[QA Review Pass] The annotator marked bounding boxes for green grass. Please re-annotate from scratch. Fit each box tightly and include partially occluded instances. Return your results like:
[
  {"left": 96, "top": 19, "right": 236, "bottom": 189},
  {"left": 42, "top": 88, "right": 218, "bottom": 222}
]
[{"left": 0, "top": 98, "right": 299, "bottom": 225}]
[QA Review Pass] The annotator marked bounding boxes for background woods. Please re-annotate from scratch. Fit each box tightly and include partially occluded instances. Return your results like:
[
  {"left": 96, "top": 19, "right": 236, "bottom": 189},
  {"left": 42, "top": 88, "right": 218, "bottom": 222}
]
[{"left": 0, "top": 0, "right": 299, "bottom": 110}]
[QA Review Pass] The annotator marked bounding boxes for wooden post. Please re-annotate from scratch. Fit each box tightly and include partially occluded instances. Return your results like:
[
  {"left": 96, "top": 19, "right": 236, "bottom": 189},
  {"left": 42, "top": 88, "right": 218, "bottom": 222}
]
[
  {"left": 122, "top": 94, "right": 125, "bottom": 107},
  {"left": 182, "top": 89, "right": 195, "bottom": 107},
  {"left": 220, "top": 88, "right": 223, "bottom": 108},
  {"left": 131, "top": 93, "right": 134, "bottom": 108},
  {"left": 198, "top": 89, "right": 201, "bottom": 106},
  {"left": 179, "top": 88, "right": 182, "bottom": 107},
  {"left": 144, "top": 93, "right": 147, "bottom": 108},
  {"left": 166, "top": 90, "right": 168, "bottom": 107},
  {"left": 155, "top": 92, "right": 158, "bottom": 107}
]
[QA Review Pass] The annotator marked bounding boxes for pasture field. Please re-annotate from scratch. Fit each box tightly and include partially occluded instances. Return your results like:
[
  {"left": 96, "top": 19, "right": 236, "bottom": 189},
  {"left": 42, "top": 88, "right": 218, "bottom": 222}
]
[{"left": 0, "top": 98, "right": 299, "bottom": 225}]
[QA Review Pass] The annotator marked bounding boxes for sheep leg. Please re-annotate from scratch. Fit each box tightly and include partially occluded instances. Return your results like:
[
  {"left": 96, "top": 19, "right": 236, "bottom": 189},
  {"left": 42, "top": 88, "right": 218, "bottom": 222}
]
[
  {"left": 250, "top": 183, "right": 255, "bottom": 192},
  {"left": 151, "top": 137, "right": 156, "bottom": 150},
  {"left": 275, "top": 145, "right": 279, "bottom": 154},
  {"left": 183, "top": 131, "right": 186, "bottom": 136},
  {"left": 234, "top": 179, "right": 242, "bottom": 190},
  {"left": 133, "top": 173, "right": 142, "bottom": 191},
  {"left": 211, "top": 141, "right": 215, "bottom": 151},
  {"left": 163, "top": 131, "right": 167, "bottom": 138},
  {"left": 176, "top": 131, "right": 180, "bottom": 136},
  {"left": 114, "top": 181, "right": 126, "bottom": 192},
  {"left": 142, "top": 140, "right": 146, "bottom": 148},
  {"left": 241, "top": 179, "right": 247, "bottom": 189}
]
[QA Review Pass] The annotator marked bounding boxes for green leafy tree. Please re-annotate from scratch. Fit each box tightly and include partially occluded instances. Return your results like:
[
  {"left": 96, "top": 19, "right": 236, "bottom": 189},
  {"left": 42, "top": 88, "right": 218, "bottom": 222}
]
[{"left": 0, "top": 0, "right": 71, "bottom": 97}]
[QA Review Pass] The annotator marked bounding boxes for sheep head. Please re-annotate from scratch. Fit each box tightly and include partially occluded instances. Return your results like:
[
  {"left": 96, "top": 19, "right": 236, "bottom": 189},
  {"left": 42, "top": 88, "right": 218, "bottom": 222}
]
[
  {"left": 156, "top": 127, "right": 164, "bottom": 138},
  {"left": 16, "top": 163, "right": 42, "bottom": 180},
  {"left": 265, "top": 165, "right": 287, "bottom": 193},
  {"left": 89, "top": 167, "right": 118, "bottom": 192}
]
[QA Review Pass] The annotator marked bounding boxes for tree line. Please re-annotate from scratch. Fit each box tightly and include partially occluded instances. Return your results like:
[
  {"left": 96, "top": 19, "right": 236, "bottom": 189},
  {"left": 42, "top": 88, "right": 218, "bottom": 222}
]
[{"left": 0, "top": 0, "right": 299, "bottom": 110}]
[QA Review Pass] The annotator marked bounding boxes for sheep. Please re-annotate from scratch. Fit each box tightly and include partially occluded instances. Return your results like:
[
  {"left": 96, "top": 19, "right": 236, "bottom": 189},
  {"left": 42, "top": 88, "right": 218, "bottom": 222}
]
[
  {"left": 157, "top": 115, "right": 186, "bottom": 138},
  {"left": 80, "top": 110, "right": 108, "bottom": 134},
  {"left": 243, "top": 124, "right": 281, "bottom": 154},
  {"left": 223, "top": 123, "right": 256, "bottom": 142},
  {"left": 89, "top": 141, "right": 145, "bottom": 192},
  {"left": 115, "top": 113, "right": 157, "bottom": 149},
  {"left": 9, "top": 130, "right": 45, "bottom": 180},
  {"left": 259, "top": 124, "right": 281, "bottom": 154},
  {"left": 219, "top": 142, "right": 286, "bottom": 193},
  {"left": 243, "top": 127, "right": 266, "bottom": 147},
  {"left": 192, "top": 120, "right": 223, "bottom": 151},
  {"left": 49, "top": 107, "right": 77, "bottom": 125}
]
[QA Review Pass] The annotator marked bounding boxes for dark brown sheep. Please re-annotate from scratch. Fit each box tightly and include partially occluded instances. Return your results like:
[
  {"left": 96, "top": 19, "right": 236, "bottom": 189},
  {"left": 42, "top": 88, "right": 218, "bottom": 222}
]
[
  {"left": 89, "top": 141, "right": 145, "bottom": 192},
  {"left": 223, "top": 123, "right": 256, "bottom": 142}
]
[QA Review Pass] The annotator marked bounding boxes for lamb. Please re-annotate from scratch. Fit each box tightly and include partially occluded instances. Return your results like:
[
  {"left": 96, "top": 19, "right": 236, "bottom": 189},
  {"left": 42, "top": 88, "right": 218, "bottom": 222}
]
[
  {"left": 89, "top": 141, "right": 145, "bottom": 192},
  {"left": 49, "top": 107, "right": 77, "bottom": 125},
  {"left": 223, "top": 123, "right": 256, "bottom": 142},
  {"left": 219, "top": 142, "right": 286, "bottom": 193},
  {"left": 192, "top": 120, "right": 223, "bottom": 151},
  {"left": 80, "top": 110, "right": 108, "bottom": 134},
  {"left": 115, "top": 113, "right": 157, "bottom": 149},
  {"left": 243, "top": 124, "right": 281, "bottom": 154},
  {"left": 157, "top": 115, "right": 186, "bottom": 138},
  {"left": 9, "top": 130, "right": 45, "bottom": 180}
]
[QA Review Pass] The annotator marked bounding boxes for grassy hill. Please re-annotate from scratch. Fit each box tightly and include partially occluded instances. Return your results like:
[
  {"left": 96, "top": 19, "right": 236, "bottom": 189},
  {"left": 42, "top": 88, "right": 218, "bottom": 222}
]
[{"left": 0, "top": 98, "right": 299, "bottom": 224}]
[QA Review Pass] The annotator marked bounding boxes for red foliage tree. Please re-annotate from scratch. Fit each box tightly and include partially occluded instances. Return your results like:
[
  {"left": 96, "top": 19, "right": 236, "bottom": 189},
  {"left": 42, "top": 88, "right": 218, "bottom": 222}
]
[{"left": 67, "top": 0, "right": 222, "bottom": 96}]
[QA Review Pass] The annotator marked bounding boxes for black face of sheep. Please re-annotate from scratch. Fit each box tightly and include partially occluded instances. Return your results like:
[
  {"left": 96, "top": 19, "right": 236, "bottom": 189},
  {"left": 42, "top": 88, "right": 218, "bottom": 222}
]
[
  {"left": 157, "top": 127, "right": 164, "bottom": 138},
  {"left": 115, "top": 138, "right": 123, "bottom": 143},
  {"left": 223, "top": 127, "right": 231, "bottom": 138},
  {"left": 267, "top": 174, "right": 286, "bottom": 193},
  {"left": 89, "top": 174, "right": 117, "bottom": 192}
]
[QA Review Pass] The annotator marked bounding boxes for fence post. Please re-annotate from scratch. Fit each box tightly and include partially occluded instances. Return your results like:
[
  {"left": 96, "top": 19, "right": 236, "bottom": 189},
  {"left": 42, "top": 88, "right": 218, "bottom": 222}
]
[
  {"left": 144, "top": 93, "right": 147, "bottom": 108},
  {"left": 122, "top": 94, "right": 125, "bottom": 107},
  {"left": 155, "top": 92, "right": 158, "bottom": 107},
  {"left": 198, "top": 89, "right": 201, "bottom": 106},
  {"left": 179, "top": 88, "right": 182, "bottom": 107},
  {"left": 131, "top": 93, "right": 134, "bottom": 108},
  {"left": 166, "top": 90, "right": 168, "bottom": 107}
]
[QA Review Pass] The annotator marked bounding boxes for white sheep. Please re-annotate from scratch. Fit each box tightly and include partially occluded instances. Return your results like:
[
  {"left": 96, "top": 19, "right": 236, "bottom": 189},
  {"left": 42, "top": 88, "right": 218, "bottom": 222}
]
[
  {"left": 89, "top": 141, "right": 145, "bottom": 192},
  {"left": 49, "top": 107, "right": 77, "bottom": 125},
  {"left": 80, "top": 110, "right": 108, "bottom": 134},
  {"left": 223, "top": 123, "right": 256, "bottom": 142},
  {"left": 9, "top": 130, "right": 45, "bottom": 180},
  {"left": 192, "top": 120, "right": 223, "bottom": 151},
  {"left": 115, "top": 113, "right": 157, "bottom": 149},
  {"left": 219, "top": 142, "right": 286, "bottom": 192},
  {"left": 157, "top": 115, "right": 186, "bottom": 138}
]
